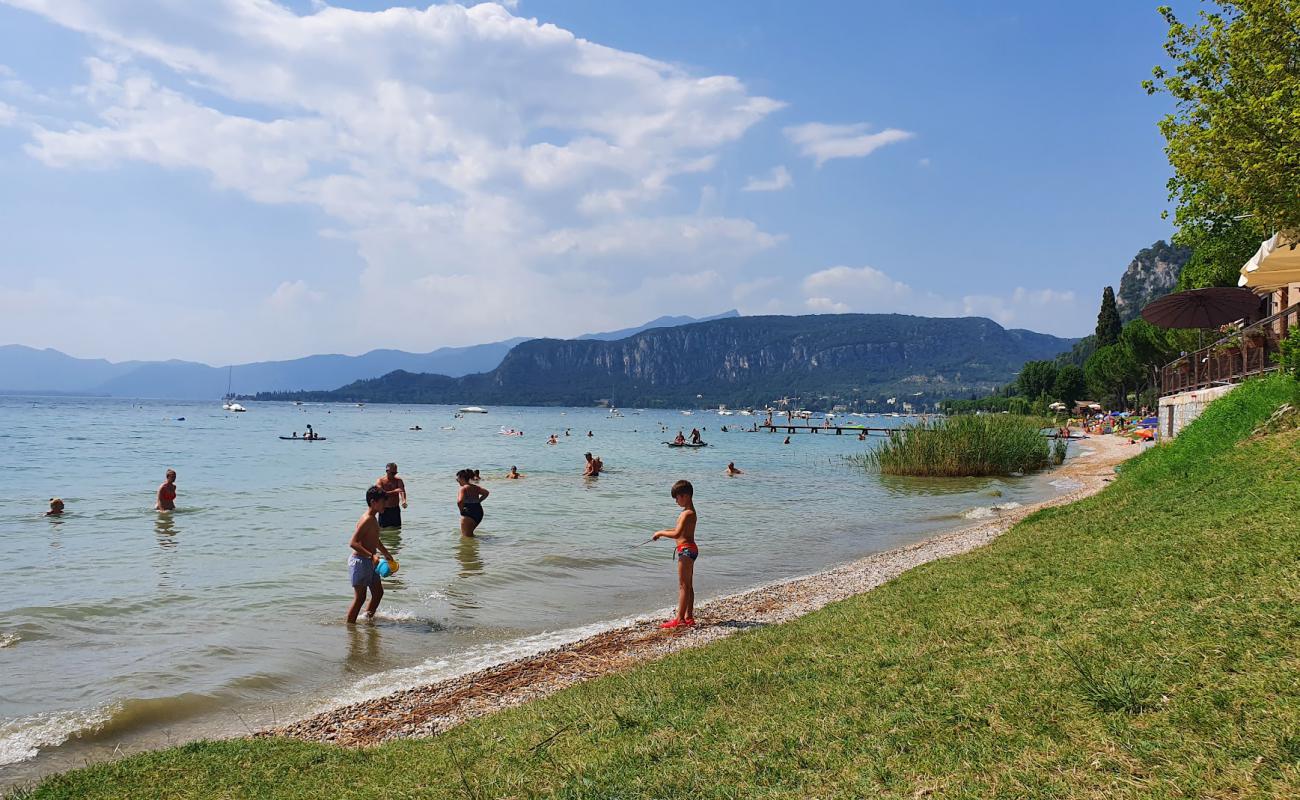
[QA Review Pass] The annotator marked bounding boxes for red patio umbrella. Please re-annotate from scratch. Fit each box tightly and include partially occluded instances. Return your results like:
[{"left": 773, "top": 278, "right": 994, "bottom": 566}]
[{"left": 1140, "top": 287, "right": 1263, "bottom": 329}]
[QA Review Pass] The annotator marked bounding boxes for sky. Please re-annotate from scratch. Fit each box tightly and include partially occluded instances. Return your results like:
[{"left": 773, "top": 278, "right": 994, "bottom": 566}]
[{"left": 0, "top": 1, "right": 1189, "bottom": 364}]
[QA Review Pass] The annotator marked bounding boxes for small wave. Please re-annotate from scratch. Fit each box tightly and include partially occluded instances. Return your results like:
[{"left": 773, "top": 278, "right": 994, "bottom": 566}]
[
  {"left": 1050, "top": 478, "right": 1084, "bottom": 492},
  {"left": 0, "top": 633, "right": 18, "bottom": 649},
  {"left": 961, "top": 501, "right": 1023, "bottom": 520},
  {"left": 0, "top": 707, "right": 113, "bottom": 766}
]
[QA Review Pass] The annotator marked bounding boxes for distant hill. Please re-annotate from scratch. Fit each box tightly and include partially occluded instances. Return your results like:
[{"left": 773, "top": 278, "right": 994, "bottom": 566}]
[
  {"left": 0, "top": 312, "right": 736, "bottom": 398},
  {"left": 577, "top": 310, "right": 739, "bottom": 340},
  {"left": 259, "top": 314, "right": 1076, "bottom": 409},
  {"left": 1115, "top": 240, "right": 1191, "bottom": 322}
]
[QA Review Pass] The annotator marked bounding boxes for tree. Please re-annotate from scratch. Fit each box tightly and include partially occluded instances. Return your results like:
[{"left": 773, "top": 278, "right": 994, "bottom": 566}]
[
  {"left": 1052, "top": 365, "right": 1088, "bottom": 407},
  {"left": 1016, "top": 360, "right": 1059, "bottom": 400},
  {"left": 1176, "top": 215, "right": 1269, "bottom": 290},
  {"left": 1085, "top": 344, "right": 1141, "bottom": 409},
  {"left": 1146, "top": 2, "right": 1300, "bottom": 236},
  {"left": 1095, "top": 286, "right": 1122, "bottom": 348}
]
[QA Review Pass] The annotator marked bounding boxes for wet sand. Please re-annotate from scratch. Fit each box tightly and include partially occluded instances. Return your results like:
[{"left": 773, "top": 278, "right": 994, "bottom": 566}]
[{"left": 264, "top": 433, "right": 1139, "bottom": 747}]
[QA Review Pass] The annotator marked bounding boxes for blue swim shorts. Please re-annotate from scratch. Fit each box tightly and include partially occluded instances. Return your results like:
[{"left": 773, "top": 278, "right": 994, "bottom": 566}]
[{"left": 349, "top": 554, "right": 377, "bottom": 588}]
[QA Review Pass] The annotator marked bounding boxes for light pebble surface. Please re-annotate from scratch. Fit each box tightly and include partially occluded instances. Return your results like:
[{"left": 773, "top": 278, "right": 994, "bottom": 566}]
[{"left": 263, "top": 433, "right": 1139, "bottom": 747}]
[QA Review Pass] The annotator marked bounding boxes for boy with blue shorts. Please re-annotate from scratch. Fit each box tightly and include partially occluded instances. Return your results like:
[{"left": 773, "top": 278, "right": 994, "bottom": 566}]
[{"left": 347, "top": 485, "right": 396, "bottom": 624}]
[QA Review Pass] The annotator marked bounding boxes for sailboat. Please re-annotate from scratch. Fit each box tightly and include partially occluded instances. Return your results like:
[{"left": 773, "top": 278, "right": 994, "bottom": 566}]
[{"left": 222, "top": 366, "right": 247, "bottom": 412}]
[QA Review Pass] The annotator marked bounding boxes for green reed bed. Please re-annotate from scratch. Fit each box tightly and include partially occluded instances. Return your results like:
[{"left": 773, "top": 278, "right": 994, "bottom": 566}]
[{"left": 857, "top": 413, "right": 1052, "bottom": 477}]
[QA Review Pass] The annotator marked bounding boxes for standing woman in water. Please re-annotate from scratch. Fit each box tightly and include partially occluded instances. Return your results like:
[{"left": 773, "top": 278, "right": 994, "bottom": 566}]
[
  {"left": 156, "top": 469, "right": 178, "bottom": 511},
  {"left": 455, "top": 468, "right": 489, "bottom": 537}
]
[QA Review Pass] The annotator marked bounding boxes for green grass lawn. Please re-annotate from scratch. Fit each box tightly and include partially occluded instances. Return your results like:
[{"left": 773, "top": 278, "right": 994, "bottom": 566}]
[{"left": 21, "top": 376, "right": 1300, "bottom": 799}]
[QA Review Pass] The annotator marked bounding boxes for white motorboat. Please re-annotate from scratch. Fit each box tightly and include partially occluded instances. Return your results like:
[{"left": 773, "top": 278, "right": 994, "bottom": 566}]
[{"left": 458, "top": 406, "right": 489, "bottom": 414}]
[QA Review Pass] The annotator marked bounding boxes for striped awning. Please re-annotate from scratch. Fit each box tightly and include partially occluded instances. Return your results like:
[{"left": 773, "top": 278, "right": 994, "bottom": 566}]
[{"left": 1239, "top": 231, "right": 1300, "bottom": 291}]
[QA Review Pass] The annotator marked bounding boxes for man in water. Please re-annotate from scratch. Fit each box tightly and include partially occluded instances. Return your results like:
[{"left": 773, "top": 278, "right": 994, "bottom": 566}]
[
  {"left": 156, "top": 469, "right": 178, "bottom": 511},
  {"left": 725, "top": 462, "right": 743, "bottom": 476},
  {"left": 689, "top": 428, "right": 702, "bottom": 444},
  {"left": 375, "top": 462, "right": 408, "bottom": 529},
  {"left": 506, "top": 466, "right": 524, "bottom": 479},
  {"left": 583, "top": 452, "right": 603, "bottom": 476}
]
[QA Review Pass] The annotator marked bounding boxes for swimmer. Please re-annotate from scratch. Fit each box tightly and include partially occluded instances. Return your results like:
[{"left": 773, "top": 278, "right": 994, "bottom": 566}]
[
  {"left": 548, "top": 434, "right": 558, "bottom": 445},
  {"left": 783, "top": 436, "right": 791, "bottom": 445},
  {"left": 346, "top": 485, "right": 395, "bottom": 624},
  {"left": 156, "top": 469, "right": 178, "bottom": 511},
  {"left": 725, "top": 462, "right": 743, "bottom": 476},
  {"left": 506, "top": 466, "right": 524, "bottom": 479},
  {"left": 375, "top": 462, "right": 408, "bottom": 530},
  {"left": 46, "top": 497, "right": 65, "bottom": 516},
  {"left": 583, "top": 452, "right": 603, "bottom": 477},
  {"left": 456, "top": 468, "right": 489, "bottom": 537}
]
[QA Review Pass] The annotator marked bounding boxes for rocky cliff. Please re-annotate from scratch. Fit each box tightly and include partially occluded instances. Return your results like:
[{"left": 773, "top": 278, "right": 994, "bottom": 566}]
[
  {"left": 260, "top": 314, "right": 1075, "bottom": 408},
  {"left": 1115, "top": 240, "right": 1191, "bottom": 322}
]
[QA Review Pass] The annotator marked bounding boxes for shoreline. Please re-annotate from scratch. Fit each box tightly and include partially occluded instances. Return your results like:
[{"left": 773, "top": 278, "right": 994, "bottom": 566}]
[{"left": 264, "top": 433, "right": 1140, "bottom": 747}]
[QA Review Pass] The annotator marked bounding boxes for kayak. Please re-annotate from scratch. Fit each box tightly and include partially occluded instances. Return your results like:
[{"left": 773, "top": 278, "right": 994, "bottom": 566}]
[
  {"left": 665, "top": 441, "right": 708, "bottom": 448},
  {"left": 279, "top": 436, "right": 327, "bottom": 441}
]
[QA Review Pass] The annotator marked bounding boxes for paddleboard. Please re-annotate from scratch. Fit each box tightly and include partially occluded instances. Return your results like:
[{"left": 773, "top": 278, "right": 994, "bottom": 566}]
[{"left": 279, "top": 436, "right": 327, "bottom": 441}]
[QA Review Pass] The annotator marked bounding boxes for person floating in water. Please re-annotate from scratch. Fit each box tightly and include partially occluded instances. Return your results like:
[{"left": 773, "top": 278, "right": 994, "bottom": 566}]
[
  {"left": 375, "top": 462, "right": 407, "bottom": 529},
  {"left": 506, "top": 465, "right": 523, "bottom": 479},
  {"left": 548, "top": 434, "right": 558, "bottom": 445},
  {"left": 783, "top": 436, "right": 791, "bottom": 445},
  {"left": 583, "top": 452, "right": 603, "bottom": 477},
  {"left": 156, "top": 469, "right": 178, "bottom": 511},
  {"left": 652, "top": 479, "right": 698, "bottom": 630},
  {"left": 346, "top": 485, "right": 395, "bottom": 624},
  {"left": 587, "top": 430, "right": 593, "bottom": 437},
  {"left": 46, "top": 497, "right": 65, "bottom": 516},
  {"left": 725, "top": 462, "right": 743, "bottom": 476},
  {"left": 456, "top": 468, "right": 489, "bottom": 537}
]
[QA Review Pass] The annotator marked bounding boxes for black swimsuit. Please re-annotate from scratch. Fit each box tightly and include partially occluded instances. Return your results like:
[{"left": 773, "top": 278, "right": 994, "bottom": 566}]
[{"left": 460, "top": 502, "right": 484, "bottom": 524}]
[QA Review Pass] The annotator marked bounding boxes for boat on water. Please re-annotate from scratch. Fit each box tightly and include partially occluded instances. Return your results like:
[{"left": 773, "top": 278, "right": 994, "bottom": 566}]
[
  {"left": 680, "top": 410, "right": 694, "bottom": 415},
  {"left": 459, "top": 406, "right": 488, "bottom": 414},
  {"left": 665, "top": 441, "right": 708, "bottom": 448},
  {"left": 608, "top": 408, "right": 624, "bottom": 418},
  {"left": 221, "top": 367, "right": 247, "bottom": 412},
  {"left": 279, "top": 435, "right": 326, "bottom": 441},
  {"left": 499, "top": 427, "right": 523, "bottom": 436}
]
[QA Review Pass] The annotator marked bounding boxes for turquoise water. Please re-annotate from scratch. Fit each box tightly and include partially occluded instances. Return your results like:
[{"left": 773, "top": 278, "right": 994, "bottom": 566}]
[{"left": 0, "top": 397, "right": 1068, "bottom": 786}]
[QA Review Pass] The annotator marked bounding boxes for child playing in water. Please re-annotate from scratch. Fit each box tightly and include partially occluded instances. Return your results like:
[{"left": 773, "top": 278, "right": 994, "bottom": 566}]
[
  {"left": 652, "top": 479, "right": 698, "bottom": 629},
  {"left": 347, "top": 485, "right": 396, "bottom": 624}
]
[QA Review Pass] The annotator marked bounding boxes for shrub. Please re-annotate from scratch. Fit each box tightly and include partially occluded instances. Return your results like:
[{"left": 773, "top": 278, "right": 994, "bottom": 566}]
[
  {"left": 855, "top": 414, "right": 1051, "bottom": 477},
  {"left": 1276, "top": 327, "right": 1300, "bottom": 379}
]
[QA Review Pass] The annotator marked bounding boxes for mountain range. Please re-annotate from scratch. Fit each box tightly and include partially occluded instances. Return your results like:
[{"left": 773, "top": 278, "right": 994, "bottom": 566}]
[
  {"left": 0, "top": 311, "right": 738, "bottom": 399},
  {"left": 257, "top": 314, "right": 1076, "bottom": 409}
]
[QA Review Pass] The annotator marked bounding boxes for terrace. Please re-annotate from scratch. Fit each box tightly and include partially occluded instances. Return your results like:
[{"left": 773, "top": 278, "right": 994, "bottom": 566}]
[{"left": 1159, "top": 301, "right": 1297, "bottom": 396}]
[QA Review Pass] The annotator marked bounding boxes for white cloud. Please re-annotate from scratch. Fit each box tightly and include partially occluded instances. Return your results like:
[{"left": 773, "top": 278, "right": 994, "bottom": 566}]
[
  {"left": 0, "top": 100, "right": 16, "bottom": 127},
  {"left": 740, "top": 264, "right": 1086, "bottom": 337},
  {"left": 742, "top": 164, "right": 792, "bottom": 192},
  {"left": 784, "top": 122, "right": 913, "bottom": 167},
  {"left": 0, "top": 0, "right": 789, "bottom": 358}
]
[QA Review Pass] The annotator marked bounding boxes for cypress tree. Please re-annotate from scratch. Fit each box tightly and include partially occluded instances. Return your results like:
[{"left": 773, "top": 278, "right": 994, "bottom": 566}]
[{"left": 1095, "top": 286, "right": 1122, "bottom": 347}]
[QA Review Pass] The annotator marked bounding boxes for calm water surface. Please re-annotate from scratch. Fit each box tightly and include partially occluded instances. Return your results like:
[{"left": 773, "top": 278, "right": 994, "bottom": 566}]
[{"left": 0, "top": 397, "right": 1071, "bottom": 786}]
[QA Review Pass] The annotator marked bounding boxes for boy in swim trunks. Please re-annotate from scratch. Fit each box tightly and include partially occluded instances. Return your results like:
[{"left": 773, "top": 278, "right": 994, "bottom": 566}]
[
  {"left": 375, "top": 462, "right": 407, "bottom": 529},
  {"left": 652, "top": 479, "right": 698, "bottom": 629},
  {"left": 347, "top": 485, "right": 396, "bottom": 624}
]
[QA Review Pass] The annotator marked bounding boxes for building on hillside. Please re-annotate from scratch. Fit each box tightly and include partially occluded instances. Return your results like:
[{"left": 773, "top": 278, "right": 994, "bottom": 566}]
[{"left": 1157, "top": 231, "right": 1300, "bottom": 438}]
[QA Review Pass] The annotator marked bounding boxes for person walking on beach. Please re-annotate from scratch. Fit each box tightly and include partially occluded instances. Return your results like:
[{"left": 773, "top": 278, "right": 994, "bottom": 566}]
[
  {"left": 456, "top": 469, "right": 489, "bottom": 537},
  {"left": 347, "top": 485, "right": 396, "bottom": 624},
  {"left": 583, "top": 452, "right": 603, "bottom": 476},
  {"left": 156, "top": 469, "right": 178, "bottom": 511},
  {"left": 652, "top": 479, "right": 698, "bottom": 629},
  {"left": 375, "top": 463, "right": 407, "bottom": 529}
]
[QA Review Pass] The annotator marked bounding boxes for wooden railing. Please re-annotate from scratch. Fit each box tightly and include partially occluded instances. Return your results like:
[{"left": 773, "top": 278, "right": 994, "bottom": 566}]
[{"left": 1159, "top": 302, "right": 1298, "bottom": 396}]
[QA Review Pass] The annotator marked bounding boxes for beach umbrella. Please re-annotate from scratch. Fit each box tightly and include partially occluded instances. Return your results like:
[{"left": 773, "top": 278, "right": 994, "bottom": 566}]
[{"left": 1140, "top": 287, "right": 1264, "bottom": 329}]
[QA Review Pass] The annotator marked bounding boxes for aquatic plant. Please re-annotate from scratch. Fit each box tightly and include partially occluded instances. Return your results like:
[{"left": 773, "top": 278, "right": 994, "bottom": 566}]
[{"left": 855, "top": 414, "right": 1052, "bottom": 477}]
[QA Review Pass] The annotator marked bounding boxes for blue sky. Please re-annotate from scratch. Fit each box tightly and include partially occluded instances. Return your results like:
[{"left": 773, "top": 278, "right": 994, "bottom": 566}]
[{"left": 0, "top": 1, "right": 1188, "bottom": 364}]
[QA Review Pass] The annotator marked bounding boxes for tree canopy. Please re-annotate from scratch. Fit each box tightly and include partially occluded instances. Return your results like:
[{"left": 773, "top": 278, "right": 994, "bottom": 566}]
[
  {"left": 1095, "top": 287, "right": 1123, "bottom": 347},
  {"left": 1147, "top": 1, "right": 1300, "bottom": 235}
]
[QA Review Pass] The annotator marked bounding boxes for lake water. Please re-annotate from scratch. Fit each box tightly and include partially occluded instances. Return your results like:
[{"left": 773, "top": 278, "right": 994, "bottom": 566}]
[{"left": 0, "top": 397, "right": 1070, "bottom": 787}]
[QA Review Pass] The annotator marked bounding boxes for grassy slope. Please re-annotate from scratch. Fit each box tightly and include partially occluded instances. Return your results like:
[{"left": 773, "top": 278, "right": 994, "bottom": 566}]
[{"left": 22, "top": 376, "right": 1300, "bottom": 799}]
